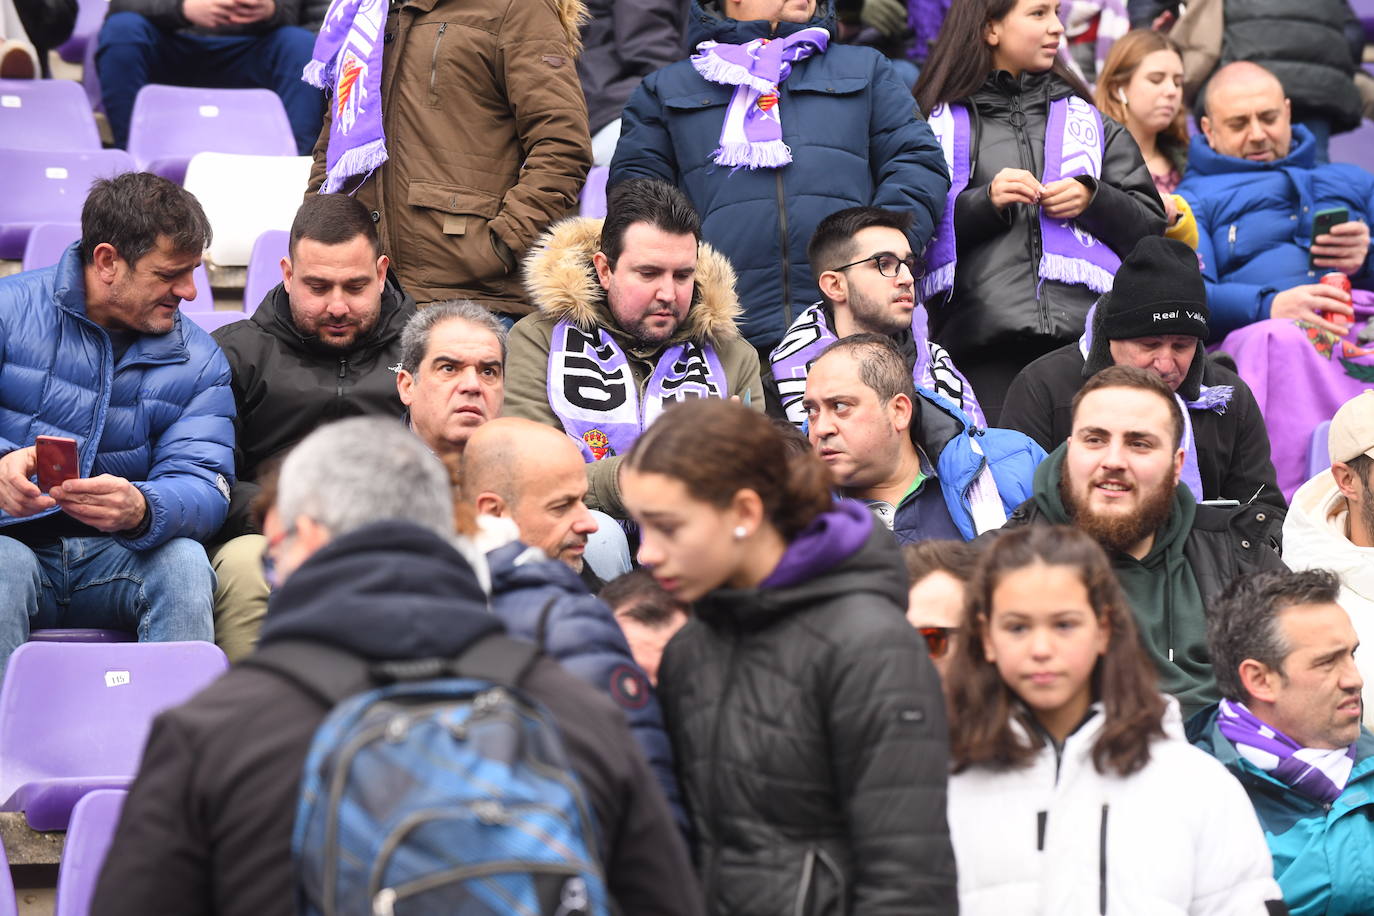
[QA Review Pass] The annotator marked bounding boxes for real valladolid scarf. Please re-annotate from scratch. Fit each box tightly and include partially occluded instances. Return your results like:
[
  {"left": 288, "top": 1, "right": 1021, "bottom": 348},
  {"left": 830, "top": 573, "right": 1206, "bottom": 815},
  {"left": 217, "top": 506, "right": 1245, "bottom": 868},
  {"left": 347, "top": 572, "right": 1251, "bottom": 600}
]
[
  {"left": 303, "top": 0, "right": 388, "bottom": 193},
  {"left": 1218, "top": 698, "right": 1355, "bottom": 804},
  {"left": 925, "top": 97, "right": 1120, "bottom": 301},
  {"left": 690, "top": 27, "right": 829, "bottom": 169}
]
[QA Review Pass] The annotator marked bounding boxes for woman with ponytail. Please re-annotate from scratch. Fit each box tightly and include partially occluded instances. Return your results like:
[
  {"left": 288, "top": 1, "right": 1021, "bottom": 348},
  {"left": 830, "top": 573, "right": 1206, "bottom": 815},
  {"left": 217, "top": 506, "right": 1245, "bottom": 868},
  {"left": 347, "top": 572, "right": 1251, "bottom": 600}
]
[{"left": 620, "top": 399, "right": 957, "bottom": 916}]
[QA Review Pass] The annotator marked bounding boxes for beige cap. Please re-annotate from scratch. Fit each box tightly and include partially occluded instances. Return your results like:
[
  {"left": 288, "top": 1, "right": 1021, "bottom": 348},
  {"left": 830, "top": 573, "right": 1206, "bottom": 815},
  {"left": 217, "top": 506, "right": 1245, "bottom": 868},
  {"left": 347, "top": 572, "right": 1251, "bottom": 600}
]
[{"left": 1329, "top": 390, "right": 1374, "bottom": 464}]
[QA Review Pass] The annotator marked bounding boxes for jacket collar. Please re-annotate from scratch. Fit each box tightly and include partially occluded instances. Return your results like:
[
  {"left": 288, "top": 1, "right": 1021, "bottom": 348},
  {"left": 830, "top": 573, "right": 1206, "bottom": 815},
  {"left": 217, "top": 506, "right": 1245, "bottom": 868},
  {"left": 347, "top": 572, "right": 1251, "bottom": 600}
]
[
  {"left": 688, "top": 0, "right": 836, "bottom": 46},
  {"left": 521, "top": 216, "right": 744, "bottom": 350},
  {"left": 52, "top": 242, "right": 192, "bottom": 366},
  {"left": 254, "top": 273, "right": 415, "bottom": 358},
  {"left": 1185, "top": 124, "right": 1318, "bottom": 178}
]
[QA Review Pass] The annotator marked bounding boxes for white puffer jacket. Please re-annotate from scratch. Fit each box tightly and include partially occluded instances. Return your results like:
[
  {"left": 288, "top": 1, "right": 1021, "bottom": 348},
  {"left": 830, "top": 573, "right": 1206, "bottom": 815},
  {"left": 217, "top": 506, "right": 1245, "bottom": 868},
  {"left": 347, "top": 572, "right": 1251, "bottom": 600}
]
[
  {"left": 1282, "top": 469, "right": 1374, "bottom": 728},
  {"left": 948, "top": 701, "right": 1282, "bottom": 915}
]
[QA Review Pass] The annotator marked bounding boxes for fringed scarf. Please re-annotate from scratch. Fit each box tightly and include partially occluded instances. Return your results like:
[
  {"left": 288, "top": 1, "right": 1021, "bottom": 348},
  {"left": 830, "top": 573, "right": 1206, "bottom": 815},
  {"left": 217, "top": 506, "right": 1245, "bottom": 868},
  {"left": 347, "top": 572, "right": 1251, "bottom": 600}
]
[{"left": 303, "top": 0, "right": 388, "bottom": 193}]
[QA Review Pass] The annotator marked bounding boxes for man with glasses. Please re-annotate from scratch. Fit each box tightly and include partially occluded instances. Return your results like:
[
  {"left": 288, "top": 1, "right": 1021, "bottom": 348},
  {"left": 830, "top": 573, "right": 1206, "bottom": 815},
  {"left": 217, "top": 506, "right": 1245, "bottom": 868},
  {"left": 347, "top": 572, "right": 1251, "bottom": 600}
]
[
  {"left": 802, "top": 335, "right": 1044, "bottom": 543},
  {"left": 768, "top": 207, "right": 983, "bottom": 428}
]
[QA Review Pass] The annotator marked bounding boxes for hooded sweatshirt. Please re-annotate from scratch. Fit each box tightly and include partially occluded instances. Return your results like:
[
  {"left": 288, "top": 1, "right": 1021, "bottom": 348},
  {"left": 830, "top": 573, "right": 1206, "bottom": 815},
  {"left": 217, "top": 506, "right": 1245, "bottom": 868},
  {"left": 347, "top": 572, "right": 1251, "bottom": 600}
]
[{"left": 1028, "top": 444, "right": 1217, "bottom": 716}]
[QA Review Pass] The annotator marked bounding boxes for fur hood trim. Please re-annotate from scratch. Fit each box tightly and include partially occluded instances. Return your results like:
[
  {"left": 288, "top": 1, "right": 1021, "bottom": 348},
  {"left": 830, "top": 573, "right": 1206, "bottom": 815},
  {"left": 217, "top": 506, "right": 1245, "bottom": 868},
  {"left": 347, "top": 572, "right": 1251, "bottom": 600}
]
[
  {"left": 555, "top": 0, "right": 588, "bottom": 54},
  {"left": 522, "top": 217, "right": 743, "bottom": 346}
]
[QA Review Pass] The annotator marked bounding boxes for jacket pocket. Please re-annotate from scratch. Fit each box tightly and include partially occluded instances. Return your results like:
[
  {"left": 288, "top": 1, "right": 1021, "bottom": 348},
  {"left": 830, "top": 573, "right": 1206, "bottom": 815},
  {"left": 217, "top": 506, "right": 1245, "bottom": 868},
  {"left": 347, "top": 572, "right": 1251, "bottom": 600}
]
[
  {"left": 405, "top": 179, "right": 508, "bottom": 292},
  {"left": 792, "top": 846, "right": 845, "bottom": 916}
]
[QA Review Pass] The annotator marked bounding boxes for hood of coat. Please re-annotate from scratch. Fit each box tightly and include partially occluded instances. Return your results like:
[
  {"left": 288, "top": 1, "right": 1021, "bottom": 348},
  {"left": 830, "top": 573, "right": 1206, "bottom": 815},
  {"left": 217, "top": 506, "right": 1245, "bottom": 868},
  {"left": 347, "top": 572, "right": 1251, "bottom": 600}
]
[
  {"left": 257, "top": 520, "right": 501, "bottom": 660},
  {"left": 522, "top": 216, "right": 743, "bottom": 348},
  {"left": 1286, "top": 471, "right": 1374, "bottom": 599},
  {"left": 253, "top": 273, "right": 415, "bottom": 359},
  {"left": 1185, "top": 123, "right": 1318, "bottom": 178},
  {"left": 687, "top": 0, "right": 836, "bottom": 46},
  {"left": 1081, "top": 296, "right": 1208, "bottom": 402},
  {"left": 556, "top": 0, "right": 589, "bottom": 53}
]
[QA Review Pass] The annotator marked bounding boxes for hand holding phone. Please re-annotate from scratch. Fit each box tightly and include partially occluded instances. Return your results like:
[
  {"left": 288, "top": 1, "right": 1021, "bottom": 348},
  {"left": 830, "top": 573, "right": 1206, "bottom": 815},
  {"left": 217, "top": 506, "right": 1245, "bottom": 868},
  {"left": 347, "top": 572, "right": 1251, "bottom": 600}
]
[
  {"left": 35, "top": 435, "right": 79, "bottom": 493},
  {"left": 0, "top": 447, "right": 56, "bottom": 518},
  {"left": 1310, "top": 207, "right": 1350, "bottom": 267}
]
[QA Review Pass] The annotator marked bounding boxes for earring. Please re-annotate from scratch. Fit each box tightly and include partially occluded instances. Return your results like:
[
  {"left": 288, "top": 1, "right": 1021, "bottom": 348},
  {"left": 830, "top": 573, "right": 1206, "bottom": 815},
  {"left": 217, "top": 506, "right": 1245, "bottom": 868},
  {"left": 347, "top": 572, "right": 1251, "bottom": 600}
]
[{"left": 733, "top": 525, "right": 747, "bottom": 540}]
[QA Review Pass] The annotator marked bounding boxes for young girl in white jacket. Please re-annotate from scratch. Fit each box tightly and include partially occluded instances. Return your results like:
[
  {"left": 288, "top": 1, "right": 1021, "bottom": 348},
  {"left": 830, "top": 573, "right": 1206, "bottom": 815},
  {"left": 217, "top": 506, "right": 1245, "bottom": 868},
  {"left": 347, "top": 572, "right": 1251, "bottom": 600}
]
[{"left": 945, "top": 525, "right": 1285, "bottom": 916}]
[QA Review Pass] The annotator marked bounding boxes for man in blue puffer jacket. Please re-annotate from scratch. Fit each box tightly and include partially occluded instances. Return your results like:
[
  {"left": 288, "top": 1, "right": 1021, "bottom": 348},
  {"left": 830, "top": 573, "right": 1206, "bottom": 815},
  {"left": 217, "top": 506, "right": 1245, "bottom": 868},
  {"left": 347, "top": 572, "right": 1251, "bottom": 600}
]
[
  {"left": 610, "top": 0, "right": 949, "bottom": 351},
  {"left": 1178, "top": 62, "right": 1374, "bottom": 339},
  {"left": 0, "top": 173, "right": 235, "bottom": 679}
]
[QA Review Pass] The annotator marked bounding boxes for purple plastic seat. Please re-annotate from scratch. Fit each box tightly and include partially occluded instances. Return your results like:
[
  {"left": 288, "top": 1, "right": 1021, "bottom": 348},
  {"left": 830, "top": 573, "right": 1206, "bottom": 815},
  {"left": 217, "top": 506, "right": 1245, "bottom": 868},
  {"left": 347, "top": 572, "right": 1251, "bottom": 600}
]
[
  {"left": 579, "top": 166, "right": 609, "bottom": 218},
  {"left": 56, "top": 0, "right": 111, "bottom": 64},
  {"left": 243, "top": 229, "right": 289, "bottom": 313},
  {"left": 127, "top": 86, "right": 296, "bottom": 185},
  {"left": 54, "top": 789, "right": 126, "bottom": 916},
  {"left": 0, "top": 79, "right": 101, "bottom": 152},
  {"left": 1329, "top": 120, "right": 1374, "bottom": 172},
  {"left": 29, "top": 630, "right": 135, "bottom": 644},
  {"left": 0, "top": 149, "right": 134, "bottom": 259},
  {"left": 186, "top": 309, "right": 246, "bottom": 332},
  {"left": 20, "top": 222, "right": 82, "bottom": 271},
  {"left": 0, "top": 641, "right": 228, "bottom": 831},
  {"left": 1308, "top": 419, "right": 1332, "bottom": 481}
]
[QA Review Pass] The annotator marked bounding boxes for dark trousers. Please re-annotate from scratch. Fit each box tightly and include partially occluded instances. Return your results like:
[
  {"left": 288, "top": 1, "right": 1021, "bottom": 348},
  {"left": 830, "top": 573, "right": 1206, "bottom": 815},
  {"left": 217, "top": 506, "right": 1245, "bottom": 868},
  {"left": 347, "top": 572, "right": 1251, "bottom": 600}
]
[{"left": 96, "top": 12, "right": 324, "bottom": 154}]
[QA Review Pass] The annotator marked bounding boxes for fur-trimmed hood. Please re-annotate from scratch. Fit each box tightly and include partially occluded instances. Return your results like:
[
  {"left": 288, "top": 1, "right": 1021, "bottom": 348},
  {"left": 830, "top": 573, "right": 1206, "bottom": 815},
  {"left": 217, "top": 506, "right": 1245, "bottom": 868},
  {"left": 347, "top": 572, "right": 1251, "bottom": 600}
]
[
  {"left": 556, "top": 0, "right": 588, "bottom": 53},
  {"left": 521, "top": 216, "right": 743, "bottom": 347}
]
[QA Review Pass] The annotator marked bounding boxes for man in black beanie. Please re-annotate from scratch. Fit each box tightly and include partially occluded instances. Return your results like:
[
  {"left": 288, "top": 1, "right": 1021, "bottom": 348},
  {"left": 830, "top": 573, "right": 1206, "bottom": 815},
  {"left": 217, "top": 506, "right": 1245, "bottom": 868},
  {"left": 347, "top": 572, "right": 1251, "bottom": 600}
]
[{"left": 1001, "top": 236, "right": 1284, "bottom": 512}]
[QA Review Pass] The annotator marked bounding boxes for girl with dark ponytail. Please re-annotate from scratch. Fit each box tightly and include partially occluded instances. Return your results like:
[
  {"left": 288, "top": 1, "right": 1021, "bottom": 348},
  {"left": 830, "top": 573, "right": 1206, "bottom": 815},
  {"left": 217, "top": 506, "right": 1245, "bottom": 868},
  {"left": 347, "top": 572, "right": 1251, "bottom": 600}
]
[{"left": 619, "top": 399, "right": 958, "bottom": 916}]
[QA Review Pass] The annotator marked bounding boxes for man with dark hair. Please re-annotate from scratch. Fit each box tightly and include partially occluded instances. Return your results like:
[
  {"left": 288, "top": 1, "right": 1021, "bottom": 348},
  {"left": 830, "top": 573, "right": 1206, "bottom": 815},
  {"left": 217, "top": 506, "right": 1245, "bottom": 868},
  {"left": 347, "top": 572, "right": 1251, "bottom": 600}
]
[
  {"left": 1004, "top": 364, "right": 1286, "bottom": 716},
  {"left": 207, "top": 193, "right": 416, "bottom": 660},
  {"left": 1002, "top": 236, "right": 1282, "bottom": 511},
  {"left": 1285, "top": 390, "right": 1374, "bottom": 726},
  {"left": 0, "top": 171, "right": 233, "bottom": 678},
  {"left": 1189, "top": 569, "right": 1374, "bottom": 915},
  {"left": 600, "top": 568, "right": 688, "bottom": 686},
  {"left": 768, "top": 206, "right": 981, "bottom": 427},
  {"left": 504, "top": 178, "right": 764, "bottom": 518},
  {"left": 802, "top": 334, "right": 1043, "bottom": 542}
]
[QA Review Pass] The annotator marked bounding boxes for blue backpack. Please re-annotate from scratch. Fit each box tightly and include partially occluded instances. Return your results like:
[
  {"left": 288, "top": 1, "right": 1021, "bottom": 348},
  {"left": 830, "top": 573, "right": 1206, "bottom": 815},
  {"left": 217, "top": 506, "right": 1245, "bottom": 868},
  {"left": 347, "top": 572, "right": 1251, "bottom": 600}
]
[{"left": 245, "top": 635, "right": 611, "bottom": 916}]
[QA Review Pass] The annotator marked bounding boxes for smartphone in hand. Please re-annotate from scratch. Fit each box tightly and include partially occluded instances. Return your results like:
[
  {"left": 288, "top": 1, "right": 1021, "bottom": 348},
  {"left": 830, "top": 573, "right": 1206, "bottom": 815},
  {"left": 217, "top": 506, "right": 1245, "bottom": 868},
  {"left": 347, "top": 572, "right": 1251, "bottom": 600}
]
[
  {"left": 35, "top": 436, "right": 79, "bottom": 493},
  {"left": 1311, "top": 207, "right": 1350, "bottom": 267}
]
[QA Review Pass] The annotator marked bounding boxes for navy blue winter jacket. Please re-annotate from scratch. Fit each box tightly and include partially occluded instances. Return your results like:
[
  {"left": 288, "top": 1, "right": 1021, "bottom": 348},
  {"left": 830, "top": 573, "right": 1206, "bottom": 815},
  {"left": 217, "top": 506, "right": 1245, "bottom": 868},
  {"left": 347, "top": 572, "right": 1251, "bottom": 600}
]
[
  {"left": 0, "top": 243, "right": 235, "bottom": 548},
  {"left": 486, "top": 540, "right": 687, "bottom": 834},
  {"left": 1177, "top": 126, "right": 1374, "bottom": 338},
  {"left": 610, "top": 0, "right": 949, "bottom": 349}
]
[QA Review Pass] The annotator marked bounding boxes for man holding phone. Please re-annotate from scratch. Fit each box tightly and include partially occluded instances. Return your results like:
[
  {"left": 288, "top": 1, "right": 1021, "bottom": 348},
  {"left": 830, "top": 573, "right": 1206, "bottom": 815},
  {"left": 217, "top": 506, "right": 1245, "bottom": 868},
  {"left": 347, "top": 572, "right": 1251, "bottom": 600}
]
[
  {"left": 1177, "top": 61, "right": 1374, "bottom": 338},
  {"left": 0, "top": 172, "right": 234, "bottom": 681}
]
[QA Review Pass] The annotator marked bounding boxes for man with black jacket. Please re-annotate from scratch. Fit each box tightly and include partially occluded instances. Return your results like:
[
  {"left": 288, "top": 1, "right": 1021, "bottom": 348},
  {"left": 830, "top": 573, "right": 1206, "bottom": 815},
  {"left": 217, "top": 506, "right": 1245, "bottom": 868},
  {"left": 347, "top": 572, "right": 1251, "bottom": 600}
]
[
  {"left": 1002, "top": 364, "right": 1287, "bottom": 719},
  {"left": 207, "top": 193, "right": 415, "bottom": 661},
  {"left": 91, "top": 417, "right": 704, "bottom": 916}
]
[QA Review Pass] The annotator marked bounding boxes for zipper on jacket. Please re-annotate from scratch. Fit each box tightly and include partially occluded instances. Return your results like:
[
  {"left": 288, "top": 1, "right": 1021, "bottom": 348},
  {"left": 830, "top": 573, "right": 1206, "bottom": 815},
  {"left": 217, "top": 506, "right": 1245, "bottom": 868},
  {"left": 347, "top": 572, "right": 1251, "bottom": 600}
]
[
  {"left": 1098, "top": 803, "right": 1109, "bottom": 914},
  {"left": 702, "top": 640, "right": 741, "bottom": 907},
  {"left": 776, "top": 171, "right": 794, "bottom": 326},
  {"left": 427, "top": 22, "right": 447, "bottom": 104},
  {"left": 1226, "top": 223, "right": 1237, "bottom": 258},
  {"left": 337, "top": 357, "right": 348, "bottom": 400},
  {"left": 1009, "top": 87, "right": 1049, "bottom": 335}
]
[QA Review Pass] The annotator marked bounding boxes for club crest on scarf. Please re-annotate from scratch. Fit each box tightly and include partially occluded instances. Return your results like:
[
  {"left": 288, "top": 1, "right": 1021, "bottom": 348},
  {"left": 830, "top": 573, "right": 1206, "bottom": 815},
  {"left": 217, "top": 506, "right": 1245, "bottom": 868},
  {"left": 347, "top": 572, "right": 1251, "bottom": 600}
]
[{"left": 303, "top": 0, "right": 388, "bottom": 192}]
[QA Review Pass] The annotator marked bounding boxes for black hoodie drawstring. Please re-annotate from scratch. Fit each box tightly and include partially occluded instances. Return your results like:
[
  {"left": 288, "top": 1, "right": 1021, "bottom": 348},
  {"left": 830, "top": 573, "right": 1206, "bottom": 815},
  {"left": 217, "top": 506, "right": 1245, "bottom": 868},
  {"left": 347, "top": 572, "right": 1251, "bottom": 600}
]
[{"left": 1099, "top": 803, "right": 1110, "bottom": 914}]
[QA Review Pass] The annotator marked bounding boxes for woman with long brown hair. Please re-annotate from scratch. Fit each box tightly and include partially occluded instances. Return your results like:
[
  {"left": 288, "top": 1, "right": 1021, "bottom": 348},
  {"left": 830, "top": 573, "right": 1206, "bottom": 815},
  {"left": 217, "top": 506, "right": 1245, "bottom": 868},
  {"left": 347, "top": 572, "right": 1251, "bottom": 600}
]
[
  {"left": 911, "top": 0, "right": 1164, "bottom": 423},
  {"left": 619, "top": 399, "right": 957, "bottom": 915},
  {"left": 945, "top": 525, "right": 1283, "bottom": 914}
]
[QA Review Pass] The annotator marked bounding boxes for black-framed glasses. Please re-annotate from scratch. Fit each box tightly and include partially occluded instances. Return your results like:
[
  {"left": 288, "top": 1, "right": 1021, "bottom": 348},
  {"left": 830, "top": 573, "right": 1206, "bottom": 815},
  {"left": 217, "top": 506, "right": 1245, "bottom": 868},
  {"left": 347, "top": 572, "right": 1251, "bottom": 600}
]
[
  {"left": 833, "top": 252, "right": 924, "bottom": 280},
  {"left": 919, "top": 626, "right": 956, "bottom": 660}
]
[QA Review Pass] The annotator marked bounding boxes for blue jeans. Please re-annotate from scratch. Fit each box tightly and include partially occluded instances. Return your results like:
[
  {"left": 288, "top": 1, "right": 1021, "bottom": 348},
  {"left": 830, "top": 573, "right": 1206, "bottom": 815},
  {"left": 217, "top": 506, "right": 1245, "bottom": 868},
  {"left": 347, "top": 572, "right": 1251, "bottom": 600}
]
[
  {"left": 0, "top": 535, "right": 215, "bottom": 684},
  {"left": 95, "top": 12, "right": 324, "bottom": 154}
]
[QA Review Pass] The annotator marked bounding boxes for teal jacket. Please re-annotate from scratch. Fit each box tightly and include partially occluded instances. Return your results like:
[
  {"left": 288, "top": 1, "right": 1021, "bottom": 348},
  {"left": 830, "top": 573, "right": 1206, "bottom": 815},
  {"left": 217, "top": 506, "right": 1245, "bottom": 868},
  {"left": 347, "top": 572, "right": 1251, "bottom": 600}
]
[{"left": 1188, "top": 705, "right": 1374, "bottom": 916}]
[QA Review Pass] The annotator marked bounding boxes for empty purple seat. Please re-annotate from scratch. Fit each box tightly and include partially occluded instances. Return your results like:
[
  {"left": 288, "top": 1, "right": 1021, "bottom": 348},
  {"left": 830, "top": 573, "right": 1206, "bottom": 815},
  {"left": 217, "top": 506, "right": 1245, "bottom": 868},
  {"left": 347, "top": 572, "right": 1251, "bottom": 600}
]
[
  {"left": 1308, "top": 419, "right": 1333, "bottom": 481},
  {"left": 243, "top": 229, "right": 289, "bottom": 313},
  {"left": 54, "top": 789, "right": 126, "bottom": 916},
  {"left": 127, "top": 86, "right": 296, "bottom": 185},
  {"left": 0, "top": 79, "right": 101, "bottom": 152},
  {"left": 178, "top": 262, "right": 216, "bottom": 312},
  {"left": 186, "top": 309, "right": 246, "bottom": 332},
  {"left": 1329, "top": 120, "right": 1374, "bottom": 172},
  {"left": 29, "top": 630, "right": 135, "bottom": 644},
  {"left": 0, "top": 640, "right": 228, "bottom": 831},
  {"left": 0, "top": 149, "right": 134, "bottom": 259},
  {"left": 56, "top": 0, "right": 111, "bottom": 65},
  {"left": 580, "top": 166, "right": 609, "bottom": 218},
  {"left": 21, "top": 223, "right": 82, "bottom": 272},
  {"left": 0, "top": 836, "right": 16, "bottom": 916}
]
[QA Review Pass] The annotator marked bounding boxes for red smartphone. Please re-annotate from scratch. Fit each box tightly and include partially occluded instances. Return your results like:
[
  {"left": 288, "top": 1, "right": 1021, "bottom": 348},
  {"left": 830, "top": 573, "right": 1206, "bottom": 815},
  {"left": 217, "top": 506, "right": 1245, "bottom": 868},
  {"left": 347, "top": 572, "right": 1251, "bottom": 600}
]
[{"left": 35, "top": 435, "right": 79, "bottom": 493}]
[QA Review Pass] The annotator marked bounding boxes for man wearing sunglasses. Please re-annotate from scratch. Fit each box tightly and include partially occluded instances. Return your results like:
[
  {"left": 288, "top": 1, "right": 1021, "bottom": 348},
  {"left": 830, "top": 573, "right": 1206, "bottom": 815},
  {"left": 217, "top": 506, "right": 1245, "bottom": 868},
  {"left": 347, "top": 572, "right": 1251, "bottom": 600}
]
[{"left": 767, "top": 206, "right": 983, "bottom": 428}]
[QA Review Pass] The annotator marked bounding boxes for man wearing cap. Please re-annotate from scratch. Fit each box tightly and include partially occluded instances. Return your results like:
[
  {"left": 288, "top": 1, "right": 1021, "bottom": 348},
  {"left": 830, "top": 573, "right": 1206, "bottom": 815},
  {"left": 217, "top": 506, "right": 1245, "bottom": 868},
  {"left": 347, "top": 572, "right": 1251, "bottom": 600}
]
[
  {"left": 1283, "top": 390, "right": 1374, "bottom": 727},
  {"left": 1002, "top": 236, "right": 1283, "bottom": 512}
]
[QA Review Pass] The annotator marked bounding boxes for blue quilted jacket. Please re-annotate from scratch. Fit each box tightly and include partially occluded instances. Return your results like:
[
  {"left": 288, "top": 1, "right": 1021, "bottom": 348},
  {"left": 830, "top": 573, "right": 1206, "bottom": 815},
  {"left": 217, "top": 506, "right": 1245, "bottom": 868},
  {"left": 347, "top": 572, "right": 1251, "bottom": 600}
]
[
  {"left": 486, "top": 540, "right": 687, "bottom": 835},
  {"left": 610, "top": 0, "right": 949, "bottom": 350},
  {"left": 1177, "top": 126, "right": 1374, "bottom": 338},
  {"left": 0, "top": 243, "right": 236, "bottom": 550}
]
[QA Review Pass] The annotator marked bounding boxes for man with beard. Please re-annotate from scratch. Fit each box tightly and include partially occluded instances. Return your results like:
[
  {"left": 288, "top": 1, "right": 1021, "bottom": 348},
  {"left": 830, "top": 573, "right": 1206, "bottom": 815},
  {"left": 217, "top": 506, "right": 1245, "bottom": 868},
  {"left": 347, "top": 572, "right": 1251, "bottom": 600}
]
[
  {"left": 768, "top": 206, "right": 982, "bottom": 427},
  {"left": 1283, "top": 391, "right": 1374, "bottom": 727},
  {"left": 504, "top": 178, "right": 763, "bottom": 518},
  {"left": 1003, "top": 364, "right": 1286, "bottom": 716},
  {"left": 208, "top": 193, "right": 415, "bottom": 660}
]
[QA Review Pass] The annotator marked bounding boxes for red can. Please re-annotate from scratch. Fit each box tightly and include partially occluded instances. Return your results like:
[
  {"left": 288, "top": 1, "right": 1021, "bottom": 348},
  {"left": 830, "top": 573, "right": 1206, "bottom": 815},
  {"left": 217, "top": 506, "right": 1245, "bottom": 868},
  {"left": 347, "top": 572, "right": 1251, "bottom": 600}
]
[{"left": 1320, "top": 271, "right": 1352, "bottom": 326}]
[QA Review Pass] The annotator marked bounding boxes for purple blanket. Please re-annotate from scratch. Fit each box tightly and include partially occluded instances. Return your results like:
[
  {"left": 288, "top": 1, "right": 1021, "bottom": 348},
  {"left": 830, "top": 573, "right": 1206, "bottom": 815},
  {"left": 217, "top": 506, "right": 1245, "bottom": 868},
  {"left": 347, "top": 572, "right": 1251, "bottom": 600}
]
[{"left": 1217, "top": 292, "right": 1374, "bottom": 498}]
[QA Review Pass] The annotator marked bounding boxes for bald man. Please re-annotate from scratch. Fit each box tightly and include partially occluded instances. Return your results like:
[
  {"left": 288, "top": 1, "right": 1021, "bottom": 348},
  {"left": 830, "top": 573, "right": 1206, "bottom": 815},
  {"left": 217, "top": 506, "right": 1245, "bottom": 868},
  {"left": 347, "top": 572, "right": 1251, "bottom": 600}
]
[
  {"left": 1177, "top": 61, "right": 1374, "bottom": 339},
  {"left": 461, "top": 418, "right": 601, "bottom": 574}
]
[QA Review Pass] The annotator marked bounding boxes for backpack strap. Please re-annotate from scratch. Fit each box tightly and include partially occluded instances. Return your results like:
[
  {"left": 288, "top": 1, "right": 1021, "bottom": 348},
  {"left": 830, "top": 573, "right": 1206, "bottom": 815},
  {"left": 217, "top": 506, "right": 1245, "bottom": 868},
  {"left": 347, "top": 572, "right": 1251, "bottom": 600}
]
[{"left": 239, "top": 640, "right": 373, "bottom": 708}]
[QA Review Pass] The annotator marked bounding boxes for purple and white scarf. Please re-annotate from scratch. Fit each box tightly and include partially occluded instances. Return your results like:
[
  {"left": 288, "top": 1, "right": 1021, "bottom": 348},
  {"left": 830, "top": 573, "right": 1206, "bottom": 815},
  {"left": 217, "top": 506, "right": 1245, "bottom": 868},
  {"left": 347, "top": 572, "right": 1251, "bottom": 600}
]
[
  {"left": 1218, "top": 698, "right": 1355, "bottom": 804},
  {"left": 302, "top": 0, "right": 388, "bottom": 193},
  {"left": 769, "top": 301, "right": 985, "bottom": 427},
  {"left": 1060, "top": 0, "right": 1131, "bottom": 87},
  {"left": 1078, "top": 302, "right": 1233, "bottom": 502},
  {"left": 690, "top": 27, "right": 829, "bottom": 169},
  {"left": 924, "top": 97, "right": 1120, "bottom": 302},
  {"left": 547, "top": 320, "right": 730, "bottom": 463}
]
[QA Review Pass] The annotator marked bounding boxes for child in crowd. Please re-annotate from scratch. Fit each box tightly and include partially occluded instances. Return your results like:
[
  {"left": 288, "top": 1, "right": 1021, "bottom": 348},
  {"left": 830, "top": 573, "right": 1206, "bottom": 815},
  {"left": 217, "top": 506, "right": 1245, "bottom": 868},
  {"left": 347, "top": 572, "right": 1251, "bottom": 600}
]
[
  {"left": 903, "top": 539, "right": 979, "bottom": 680},
  {"left": 620, "top": 399, "right": 957, "bottom": 915},
  {"left": 912, "top": 0, "right": 1164, "bottom": 421},
  {"left": 944, "top": 524, "right": 1284, "bottom": 914}
]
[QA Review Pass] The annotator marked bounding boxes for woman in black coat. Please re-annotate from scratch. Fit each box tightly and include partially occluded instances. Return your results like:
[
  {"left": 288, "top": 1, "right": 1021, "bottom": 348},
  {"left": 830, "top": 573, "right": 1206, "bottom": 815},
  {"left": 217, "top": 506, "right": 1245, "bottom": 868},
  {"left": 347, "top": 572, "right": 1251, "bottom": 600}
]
[
  {"left": 618, "top": 399, "right": 957, "bottom": 916},
  {"left": 913, "top": 0, "right": 1165, "bottom": 421}
]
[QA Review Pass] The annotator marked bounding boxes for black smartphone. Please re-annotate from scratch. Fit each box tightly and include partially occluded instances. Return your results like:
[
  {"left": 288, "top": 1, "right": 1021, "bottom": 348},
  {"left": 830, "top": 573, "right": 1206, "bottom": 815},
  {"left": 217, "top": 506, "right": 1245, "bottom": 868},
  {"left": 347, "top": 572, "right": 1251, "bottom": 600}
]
[{"left": 1311, "top": 207, "right": 1349, "bottom": 267}]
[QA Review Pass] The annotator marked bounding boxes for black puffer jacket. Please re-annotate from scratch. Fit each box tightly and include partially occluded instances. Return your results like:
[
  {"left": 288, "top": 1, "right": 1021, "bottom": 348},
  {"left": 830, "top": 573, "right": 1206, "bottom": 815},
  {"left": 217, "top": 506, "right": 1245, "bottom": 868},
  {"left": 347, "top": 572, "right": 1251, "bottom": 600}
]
[
  {"left": 658, "top": 508, "right": 958, "bottom": 916},
  {"left": 211, "top": 278, "right": 415, "bottom": 537},
  {"left": 928, "top": 71, "right": 1164, "bottom": 364}
]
